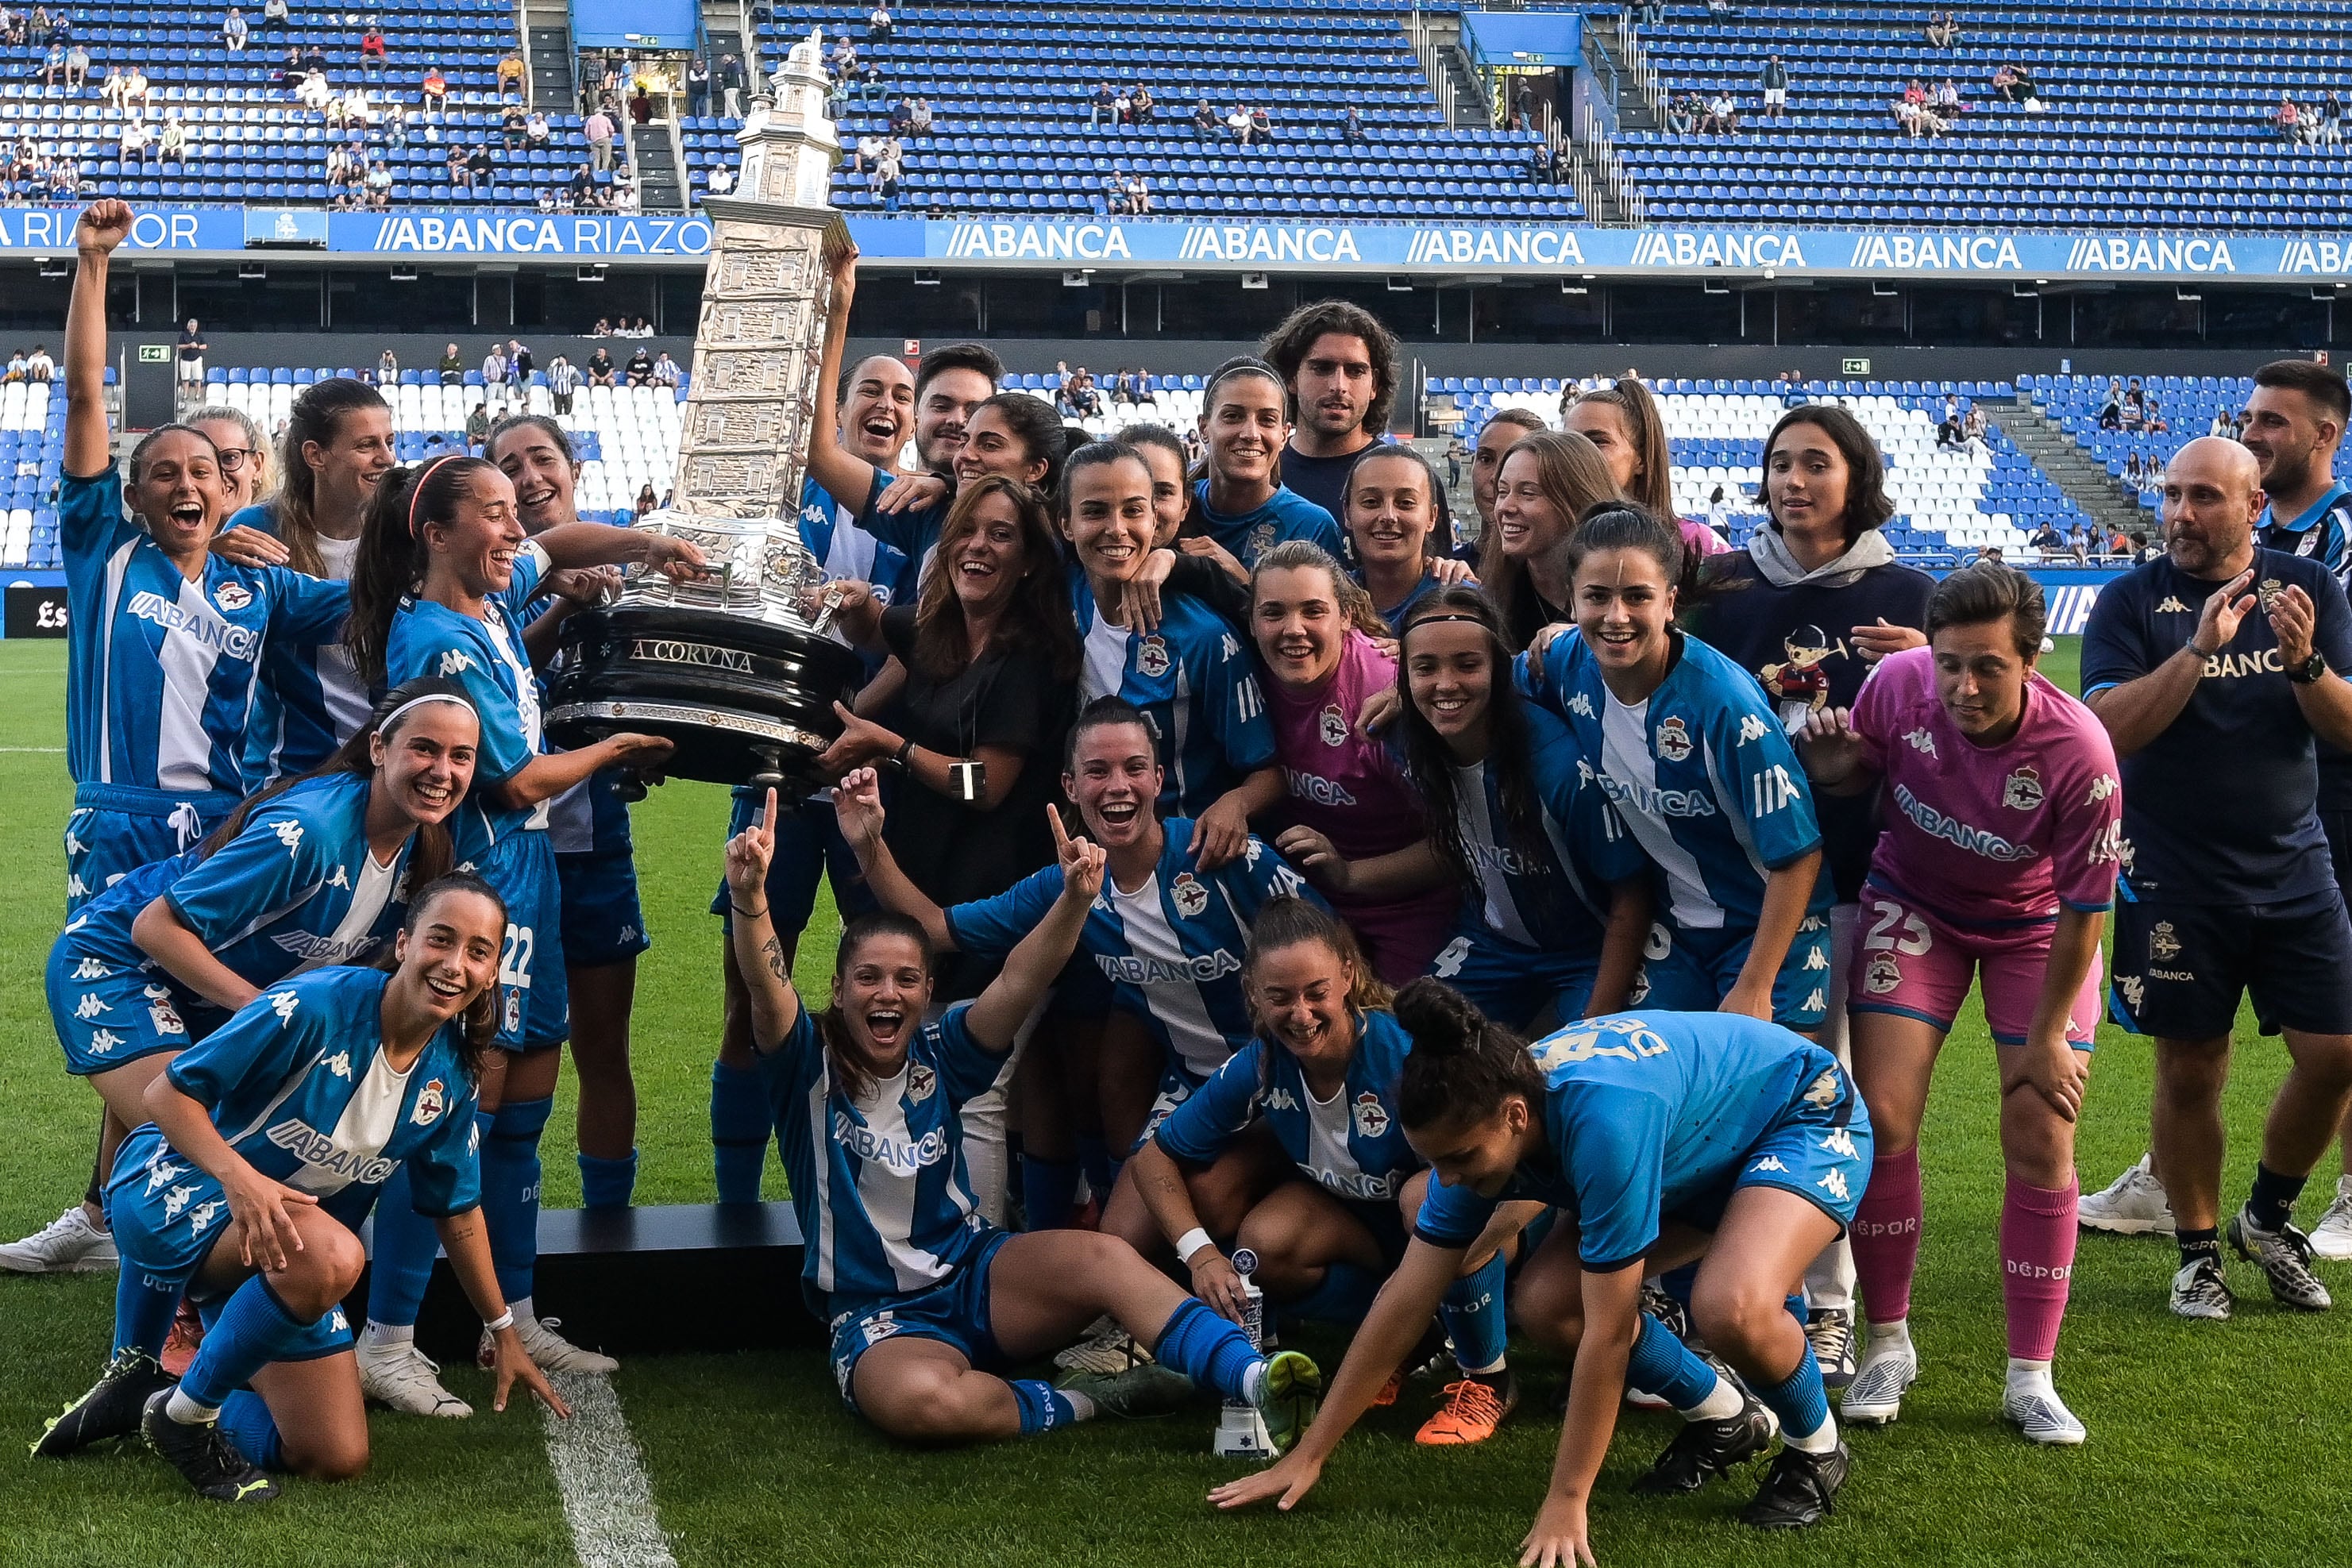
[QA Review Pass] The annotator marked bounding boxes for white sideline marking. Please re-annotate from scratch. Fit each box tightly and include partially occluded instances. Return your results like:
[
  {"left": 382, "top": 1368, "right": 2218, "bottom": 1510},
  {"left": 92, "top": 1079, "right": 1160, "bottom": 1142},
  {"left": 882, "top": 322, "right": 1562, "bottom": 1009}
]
[
  {"left": 0, "top": 745, "right": 64, "bottom": 751},
  {"left": 542, "top": 1371, "right": 677, "bottom": 1568}
]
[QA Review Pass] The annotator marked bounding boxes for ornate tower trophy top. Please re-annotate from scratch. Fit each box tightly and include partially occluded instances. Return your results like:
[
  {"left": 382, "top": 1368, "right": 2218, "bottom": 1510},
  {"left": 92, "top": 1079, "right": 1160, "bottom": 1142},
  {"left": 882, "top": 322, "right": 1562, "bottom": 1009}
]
[{"left": 542, "top": 31, "right": 866, "bottom": 790}]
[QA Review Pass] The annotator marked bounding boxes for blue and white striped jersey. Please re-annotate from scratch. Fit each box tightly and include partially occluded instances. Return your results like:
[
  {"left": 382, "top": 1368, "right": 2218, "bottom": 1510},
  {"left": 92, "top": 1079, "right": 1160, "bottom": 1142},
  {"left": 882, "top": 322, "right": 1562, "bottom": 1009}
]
[
  {"left": 946, "top": 821, "right": 1320, "bottom": 1082},
  {"left": 61, "top": 472, "right": 350, "bottom": 796},
  {"left": 801, "top": 472, "right": 914, "bottom": 611},
  {"left": 226, "top": 499, "right": 371, "bottom": 788},
  {"left": 1156, "top": 1008, "right": 1421, "bottom": 1204},
  {"left": 759, "top": 1000, "right": 1004, "bottom": 1302},
  {"left": 1529, "top": 630, "right": 1829, "bottom": 933},
  {"left": 385, "top": 539, "right": 551, "bottom": 838},
  {"left": 1070, "top": 571, "right": 1278, "bottom": 819},
  {"left": 159, "top": 966, "right": 483, "bottom": 1228},
  {"left": 1451, "top": 703, "right": 1646, "bottom": 955}
]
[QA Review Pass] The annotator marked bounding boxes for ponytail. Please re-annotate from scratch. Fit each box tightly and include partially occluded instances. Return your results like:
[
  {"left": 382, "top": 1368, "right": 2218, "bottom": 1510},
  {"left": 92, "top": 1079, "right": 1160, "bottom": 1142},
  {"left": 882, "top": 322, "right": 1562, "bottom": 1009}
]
[
  {"left": 346, "top": 457, "right": 499, "bottom": 683},
  {"left": 1393, "top": 978, "right": 1542, "bottom": 1132}
]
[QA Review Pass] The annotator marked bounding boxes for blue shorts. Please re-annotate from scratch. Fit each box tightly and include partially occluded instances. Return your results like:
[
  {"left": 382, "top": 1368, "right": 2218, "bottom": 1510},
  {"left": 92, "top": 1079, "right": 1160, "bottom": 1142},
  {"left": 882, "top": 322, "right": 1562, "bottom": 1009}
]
[
  {"left": 1135, "top": 1061, "right": 1209, "bottom": 1154},
  {"left": 1668, "top": 1050, "right": 1874, "bottom": 1237},
  {"left": 483, "top": 828, "right": 569, "bottom": 1050},
  {"left": 64, "top": 783, "right": 238, "bottom": 916},
  {"left": 46, "top": 933, "right": 217, "bottom": 1077},
  {"left": 105, "top": 1127, "right": 355, "bottom": 1362},
  {"left": 557, "top": 849, "right": 650, "bottom": 969},
  {"left": 708, "top": 788, "right": 869, "bottom": 936},
  {"left": 1429, "top": 925, "right": 1598, "bottom": 1033},
  {"left": 826, "top": 1228, "right": 1014, "bottom": 1414},
  {"left": 1638, "top": 912, "right": 1834, "bottom": 1033},
  {"left": 2109, "top": 888, "right": 2352, "bottom": 1039}
]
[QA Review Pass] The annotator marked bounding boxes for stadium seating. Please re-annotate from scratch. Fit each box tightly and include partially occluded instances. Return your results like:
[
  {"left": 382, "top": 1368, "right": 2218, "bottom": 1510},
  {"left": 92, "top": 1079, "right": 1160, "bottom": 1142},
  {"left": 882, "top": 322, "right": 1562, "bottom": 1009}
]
[
  {"left": 2022, "top": 371, "right": 2248, "bottom": 515},
  {"left": 0, "top": 377, "right": 65, "bottom": 568},
  {"left": 1618, "top": 0, "right": 2352, "bottom": 228},
  {"left": 0, "top": 0, "right": 627, "bottom": 208},
  {"left": 1429, "top": 374, "right": 2097, "bottom": 559}
]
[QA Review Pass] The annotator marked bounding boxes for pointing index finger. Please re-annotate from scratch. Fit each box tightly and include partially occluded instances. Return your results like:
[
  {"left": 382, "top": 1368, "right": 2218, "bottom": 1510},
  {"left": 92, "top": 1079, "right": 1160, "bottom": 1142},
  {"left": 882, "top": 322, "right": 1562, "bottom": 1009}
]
[{"left": 1047, "top": 803, "right": 1072, "bottom": 855}]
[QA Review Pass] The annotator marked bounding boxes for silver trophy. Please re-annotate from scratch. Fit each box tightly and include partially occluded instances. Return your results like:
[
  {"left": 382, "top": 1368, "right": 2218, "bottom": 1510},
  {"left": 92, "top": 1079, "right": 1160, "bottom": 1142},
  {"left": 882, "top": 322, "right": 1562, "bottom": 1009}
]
[
  {"left": 545, "top": 29, "right": 866, "bottom": 790},
  {"left": 1213, "top": 1248, "right": 1278, "bottom": 1459}
]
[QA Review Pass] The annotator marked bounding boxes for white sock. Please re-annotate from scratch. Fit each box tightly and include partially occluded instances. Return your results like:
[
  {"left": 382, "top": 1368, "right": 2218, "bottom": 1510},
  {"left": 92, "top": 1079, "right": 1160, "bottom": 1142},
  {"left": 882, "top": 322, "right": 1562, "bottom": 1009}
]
[
  {"left": 510, "top": 1295, "right": 535, "bottom": 1324},
  {"left": 164, "top": 1386, "right": 218, "bottom": 1425},
  {"left": 2006, "top": 1357, "right": 2056, "bottom": 1399},
  {"left": 1685, "top": 1371, "right": 1743, "bottom": 1423},
  {"left": 1062, "top": 1390, "right": 1099, "bottom": 1423},
  {"left": 363, "top": 1320, "right": 414, "bottom": 1348},
  {"left": 1865, "top": 1317, "right": 1914, "bottom": 1359},
  {"left": 1459, "top": 1354, "right": 1507, "bottom": 1378},
  {"left": 1242, "top": 1360, "right": 1267, "bottom": 1406},
  {"left": 1783, "top": 1408, "right": 1840, "bottom": 1454}
]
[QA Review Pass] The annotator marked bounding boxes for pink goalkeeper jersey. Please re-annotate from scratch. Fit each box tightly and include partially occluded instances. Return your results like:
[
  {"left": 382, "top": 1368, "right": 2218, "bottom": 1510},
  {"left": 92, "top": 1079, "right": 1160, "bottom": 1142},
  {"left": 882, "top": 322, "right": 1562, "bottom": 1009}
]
[
  {"left": 1852, "top": 645, "right": 2123, "bottom": 926},
  {"left": 1262, "top": 630, "right": 1454, "bottom": 980}
]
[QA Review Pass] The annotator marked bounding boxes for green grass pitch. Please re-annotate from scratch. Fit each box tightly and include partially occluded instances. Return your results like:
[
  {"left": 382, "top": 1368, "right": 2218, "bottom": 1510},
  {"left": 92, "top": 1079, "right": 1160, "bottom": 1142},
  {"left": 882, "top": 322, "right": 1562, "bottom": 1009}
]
[{"left": 2, "top": 634, "right": 2347, "bottom": 1566}]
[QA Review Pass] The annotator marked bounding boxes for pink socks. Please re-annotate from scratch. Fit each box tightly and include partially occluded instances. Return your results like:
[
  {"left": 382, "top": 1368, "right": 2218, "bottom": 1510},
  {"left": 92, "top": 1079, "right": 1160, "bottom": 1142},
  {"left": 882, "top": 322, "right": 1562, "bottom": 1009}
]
[
  {"left": 1853, "top": 1147, "right": 1924, "bottom": 1326},
  {"left": 2000, "top": 1175, "right": 2078, "bottom": 1362}
]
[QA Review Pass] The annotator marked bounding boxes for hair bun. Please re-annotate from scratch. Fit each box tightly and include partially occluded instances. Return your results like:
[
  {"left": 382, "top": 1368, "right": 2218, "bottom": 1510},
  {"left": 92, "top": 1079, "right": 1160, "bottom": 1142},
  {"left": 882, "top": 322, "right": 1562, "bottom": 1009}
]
[{"left": 1394, "top": 977, "right": 1484, "bottom": 1056}]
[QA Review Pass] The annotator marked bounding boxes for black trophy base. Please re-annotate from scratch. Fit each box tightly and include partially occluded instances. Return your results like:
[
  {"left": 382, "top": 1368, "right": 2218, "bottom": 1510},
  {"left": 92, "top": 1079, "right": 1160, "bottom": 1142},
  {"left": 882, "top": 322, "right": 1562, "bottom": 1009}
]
[{"left": 544, "top": 603, "right": 865, "bottom": 791}]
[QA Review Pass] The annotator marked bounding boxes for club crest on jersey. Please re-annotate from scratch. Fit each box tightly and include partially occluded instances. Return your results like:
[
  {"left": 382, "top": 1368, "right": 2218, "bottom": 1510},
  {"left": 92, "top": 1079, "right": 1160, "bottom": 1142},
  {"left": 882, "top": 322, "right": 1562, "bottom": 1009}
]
[
  {"left": 213, "top": 582, "right": 254, "bottom": 612},
  {"left": 2257, "top": 578, "right": 2287, "bottom": 612},
  {"left": 412, "top": 1077, "right": 446, "bottom": 1126},
  {"left": 1803, "top": 1068, "right": 1842, "bottom": 1108},
  {"left": 503, "top": 988, "right": 522, "bottom": 1032},
  {"left": 149, "top": 996, "right": 186, "bottom": 1037},
  {"left": 2002, "top": 766, "right": 2045, "bottom": 811},
  {"left": 1320, "top": 703, "right": 1348, "bottom": 748},
  {"left": 1864, "top": 954, "right": 1903, "bottom": 995},
  {"left": 1246, "top": 522, "right": 1279, "bottom": 562},
  {"left": 1656, "top": 715, "right": 1694, "bottom": 763},
  {"left": 908, "top": 1062, "right": 938, "bottom": 1102},
  {"left": 1170, "top": 871, "right": 1209, "bottom": 918},
  {"left": 1136, "top": 635, "right": 1171, "bottom": 678},
  {"left": 1351, "top": 1091, "right": 1391, "bottom": 1138},
  {"left": 2150, "top": 921, "right": 2182, "bottom": 961},
  {"left": 1903, "top": 727, "right": 1936, "bottom": 756},
  {"left": 2156, "top": 595, "right": 2192, "bottom": 614}
]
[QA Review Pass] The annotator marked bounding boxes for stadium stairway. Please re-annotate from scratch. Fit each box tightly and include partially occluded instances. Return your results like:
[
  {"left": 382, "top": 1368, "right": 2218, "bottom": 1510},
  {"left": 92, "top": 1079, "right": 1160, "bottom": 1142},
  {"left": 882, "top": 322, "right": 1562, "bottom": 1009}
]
[
  {"left": 1999, "top": 395, "right": 2147, "bottom": 541},
  {"left": 633, "top": 120, "right": 688, "bottom": 211},
  {"left": 524, "top": 0, "right": 576, "bottom": 114}
]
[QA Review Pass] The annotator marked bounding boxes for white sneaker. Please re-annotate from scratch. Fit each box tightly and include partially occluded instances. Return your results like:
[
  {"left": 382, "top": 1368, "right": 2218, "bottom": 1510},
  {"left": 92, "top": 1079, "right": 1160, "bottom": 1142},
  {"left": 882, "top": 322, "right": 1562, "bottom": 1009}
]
[
  {"left": 0, "top": 1207, "right": 118, "bottom": 1274},
  {"left": 483, "top": 1314, "right": 618, "bottom": 1375},
  {"left": 2078, "top": 1154, "right": 2175, "bottom": 1236},
  {"left": 2307, "top": 1177, "right": 2352, "bottom": 1262},
  {"left": 1841, "top": 1341, "right": 1918, "bottom": 1427},
  {"left": 1053, "top": 1315, "right": 1151, "bottom": 1376},
  {"left": 357, "top": 1339, "right": 473, "bottom": 1417},
  {"left": 2003, "top": 1385, "right": 2088, "bottom": 1446}
]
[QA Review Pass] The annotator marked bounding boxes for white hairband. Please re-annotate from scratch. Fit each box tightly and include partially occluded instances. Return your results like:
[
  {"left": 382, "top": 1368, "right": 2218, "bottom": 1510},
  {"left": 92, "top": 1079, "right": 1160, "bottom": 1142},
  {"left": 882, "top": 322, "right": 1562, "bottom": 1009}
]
[{"left": 380, "top": 692, "right": 476, "bottom": 733}]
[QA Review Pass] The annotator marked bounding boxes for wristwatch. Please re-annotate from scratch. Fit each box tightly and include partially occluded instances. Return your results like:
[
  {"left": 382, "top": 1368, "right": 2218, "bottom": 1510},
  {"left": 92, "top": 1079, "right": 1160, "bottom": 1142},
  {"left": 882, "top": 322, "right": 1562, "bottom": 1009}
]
[{"left": 2288, "top": 652, "right": 2329, "bottom": 684}]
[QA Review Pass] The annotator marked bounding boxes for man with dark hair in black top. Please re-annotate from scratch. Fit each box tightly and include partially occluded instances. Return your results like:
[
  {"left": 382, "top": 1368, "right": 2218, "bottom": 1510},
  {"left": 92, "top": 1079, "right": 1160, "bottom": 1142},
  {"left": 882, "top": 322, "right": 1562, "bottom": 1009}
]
[
  {"left": 2080, "top": 436, "right": 2352, "bottom": 1321},
  {"left": 1258, "top": 299, "right": 1453, "bottom": 552}
]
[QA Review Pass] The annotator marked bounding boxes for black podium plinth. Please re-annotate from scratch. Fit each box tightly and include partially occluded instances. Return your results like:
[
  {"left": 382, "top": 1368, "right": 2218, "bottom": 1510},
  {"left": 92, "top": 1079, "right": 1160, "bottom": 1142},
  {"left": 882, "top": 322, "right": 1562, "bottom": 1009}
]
[
  {"left": 353, "top": 1202, "right": 820, "bottom": 1361},
  {"left": 544, "top": 603, "right": 865, "bottom": 791}
]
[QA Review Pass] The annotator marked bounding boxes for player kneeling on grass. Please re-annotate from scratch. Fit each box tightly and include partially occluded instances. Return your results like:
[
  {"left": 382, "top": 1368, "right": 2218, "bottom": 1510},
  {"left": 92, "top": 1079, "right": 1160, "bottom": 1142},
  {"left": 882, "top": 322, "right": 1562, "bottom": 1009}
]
[
  {"left": 723, "top": 789, "right": 1321, "bottom": 1445},
  {"left": 1213, "top": 982, "right": 1874, "bottom": 1560},
  {"left": 36, "top": 876, "right": 568, "bottom": 1502},
  {"left": 1130, "top": 896, "right": 1544, "bottom": 1446},
  {"left": 1797, "top": 563, "right": 2121, "bottom": 1445}
]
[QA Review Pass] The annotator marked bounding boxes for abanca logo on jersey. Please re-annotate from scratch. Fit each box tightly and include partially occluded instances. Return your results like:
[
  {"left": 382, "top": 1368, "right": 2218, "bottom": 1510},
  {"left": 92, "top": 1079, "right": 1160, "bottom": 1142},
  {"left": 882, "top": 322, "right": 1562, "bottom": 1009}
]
[
  {"left": 1095, "top": 948, "right": 1243, "bottom": 985},
  {"left": 266, "top": 1119, "right": 399, "bottom": 1188},
  {"left": 832, "top": 1112, "right": 950, "bottom": 1174},
  {"left": 271, "top": 929, "right": 382, "bottom": 964},
  {"left": 1891, "top": 784, "right": 2036, "bottom": 861},
  {"left": 127, "top": 591, "right": 260, "bottom": 662}
]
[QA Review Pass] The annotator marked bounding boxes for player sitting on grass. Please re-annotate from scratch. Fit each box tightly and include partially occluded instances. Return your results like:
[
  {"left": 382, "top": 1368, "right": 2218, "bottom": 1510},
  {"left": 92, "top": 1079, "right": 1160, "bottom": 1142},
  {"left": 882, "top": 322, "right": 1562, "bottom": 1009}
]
[
  {"left": 1126, "top": 896, "right": 1547, "bottom": 1447},
  {"left": 1213, "top": 982, "right": 1875, "bottom": 1559},
  {"left": 724, "top": 788, "right": 1322, "bottom": 1446},
  {"left": 36, "top": 876, "right": 568, "bottom": 1502}
]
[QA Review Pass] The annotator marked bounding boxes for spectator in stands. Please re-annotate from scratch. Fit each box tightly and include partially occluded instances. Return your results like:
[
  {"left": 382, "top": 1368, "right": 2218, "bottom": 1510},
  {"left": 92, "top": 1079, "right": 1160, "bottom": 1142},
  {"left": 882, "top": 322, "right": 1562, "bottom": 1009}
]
[
  {"left": 1937, "top": 410, "right": 1964, "bottom": 449},
  {"left": 684, "top": 55, "right": 709, "bottom": 117},
  {"left": 365, "top": 159, "right": 392, "bottom": 208},
  {"left": 1760, "top": 55, "right": 1789, "bottom": 118},
  {"left": 1131, "top": 84, "right": 1153, "bottom": 125},
  {"left": 547, "top": 354, "right": 580, "bottom": 415},
  {"left": 1708, "top": 91, "right": 1740, "bottom": 134},
  {"left": 719, "top": 52, "right": 744, "bottom": 118},
  {"left": 380, "top": 98, "right": 407, "bottom": 147},
  {"left": 1251, "top": 104, "right": 1274, "bottom": 142},
  {"left": 1934, "top": 77, "right": 1961, "bottom": 118},
  {"left": 852, "top": 129, "right": 885, "bottom": 175},
  {"left": 158, "top": 112, "right": 191, "bottom": 165},
  {"left": 1992, "top": 62, "right": 2022, "bottom": 104},
  {"left": 26, "top": 344, "right": 52, "bottom": 380},
  {"left": 511, "top": 340, "right": 534, "bottom": 385},
  {"left": 830, "top": 34, "right": 857, "bottom": 81},
  {"left": 2146, "top": 399, "right": 2169, "bottom": 436},
  {"left": 624, "top": 344, "right": 654, "bottom": 387},
  {"left": 420, "top": 64, "right": 445, "bottom": 111},
  {"left": 526, "top": 110, "right": 550, "bottom": 148},
  {"left": 176, "top": 319, "right": 207, "bottom": 387},
  {"left": 117, "top": 115, "right": 152, "bottom": 163},
  {"left": 1113, "top": 87, "right": 1134, "bottom": 127},
  {"left": 1127, "top": 172, "right": 1151, "bottom": 214},
  {"left": 261, "top": 0, "right": 286, "bottom": 25},
  {"left": 469, "top": 141, "right": 495, "bottom": 187},
  {"left": 377, "top": 348, "right": 398, "bottom": 383},
  {"left": 569, "top": 162, "right": 596, "bottom": 207},
  {"left": 876, "top": 135, "right": 904, "bottom": 210},
  {"left": 2210, "top": 406, "right": 2234, "bottom": 437},
  {"left": 587, "top": 346, "right": 617, "bottom": 387},
  {"left": 503, "top": 102, "right": 528, "bottom": 148},
  {"left": 1105, "top": 171, "right": 1132, "bottom": 215},
  {"left": 445, "top": 142, "right": 473, "bottom": 191},
  {"left": 437, "top": 342, "right": 463, "bottom": 384},
  {"left": 2278, "top": 94, "right": 2304, "bottom": 141},
  {"left": 1192, "top": 98, "right": 1217, "bottom": 135},
  {"left": 362, "top": 22, "right": 387, "bottom": 75},
  {"left": 611, "top": 164, "right": 640, "bottom": 212},
  {"left": 538, "top": 187, "right": 558, "bottom": 213},
  {"left": 62, "top": 37, "right": 85, "bottom": 89},
  {"left": 465, "top": 400, "right": 491, "bottom": 454},
  {"left": 1342, "top": 102, "right": 1365, "bottom": 142},
  {"left": 2030, "top": 519, "right": 2065, "bottom": 557},
  {"left": 1963, "top": 403, "right": 1988, "bottom": 448},
  {"left": 95, "top": 61, "right": 122, "bottom": 106},
  {"left": 629, "top": 80, "right": 654, "bottom": 125},
  {"left": 632, "top": 482, "right": 659, "bottom": 519},
  {"left": 1227, "top": 102, "right": 1253, "bottom": 144},
  {"left": 584, "top": 106, "right": 615, "bottom": 171},
  {"left": 498, "top": 48, "right": 526, "bottom": 99},
  {"left": 5, "top": 349, "right": 25, "bottom": 382},
  {"left": 652, "top": 351, "right": 680, "bottom": 387},
  {"left": 869, "top": 4, "right": 892, "bottom": 40},
  {"left": 911, "top": 95, "right": 933, "bottom": 133},
  {"left": 701, "top": 161, "right": 731, "bottom": 197},
  {"left": 2123, "top": 450, "right": 2149, "bottom": 495},
  {"left": 1667, "top": 91, "right": 1696, "bottom": 134},
  {"left": 1089, "top": 81, "right": 1116, "bottom": 128},
  {"left": 481, "top": 341, "right": 511, "bottom": 405},
  {"left": 222, "top": 6, "right": 248, "bottom": 51},
  {"left": 1926, "top": 9, "right": 1958, "bottom": 48},
  {"left": 39, "top": 38, "right": 62, "bottom": 88},
  {"left": 2068, "top": 523, "right": 2092, "bottom": 562}
]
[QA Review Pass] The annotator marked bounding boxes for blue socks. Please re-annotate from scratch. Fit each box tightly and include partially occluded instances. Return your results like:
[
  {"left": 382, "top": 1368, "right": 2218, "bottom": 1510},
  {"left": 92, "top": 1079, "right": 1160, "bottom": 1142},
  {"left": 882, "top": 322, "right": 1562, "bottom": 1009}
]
[
  {"left": 577, "top": 1150, "right": 638, "bottom": 1211},
  {"left": 1008, "top": 1378, "right": 1088, "bottom": 1435},
  {"left": 1442, "top": 1252, "right": 1510, "bottom": 1373},
  {"left": 1153, "top": 1297, "right": 1260, "bottom": 1403},
  {"left": 1075, "top": 1132, "right": 1116, "bottom": 1203},
  {"left": 179, "top": 1277, "right": 309, "bottom": 1411},
  {"left": 1291, "top": 1261, "right": 1382, "bottom": 1325},
  {"left": 218, "top": 1390, "right": 285, "bottom": 1472},
  {"left": 363, "top": 1162, "right": 440, "bottom": 1330},
  {"left": 711, "top": 1061, "right": 773, "bottom": 1204},
  {"left": 1755, "top": 1349, "right": 1834, "bottom": 1446},
  {"left": 113, "top": 1262, "right": 180, "bottom": 1360},
  {"left": 1020, "top": 1154, "right": 1079, "bottom": 1231},
  {"left": 1627, "top": 1311, "right": 1722, "bottom": 1410},
  {"left": 483, "top": 1096, "right": 552, "bottom": 1306}
]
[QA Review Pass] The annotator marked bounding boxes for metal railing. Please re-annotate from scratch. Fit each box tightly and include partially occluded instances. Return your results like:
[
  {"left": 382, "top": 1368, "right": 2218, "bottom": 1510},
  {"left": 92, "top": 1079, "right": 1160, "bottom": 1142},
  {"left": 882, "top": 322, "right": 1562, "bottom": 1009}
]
[
  {"left": 1612, "top": 13, "right": 1666, "bottom": 126},
  {"left": 1569, "top": 92, "right": 1645, "bottom": 225}
]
